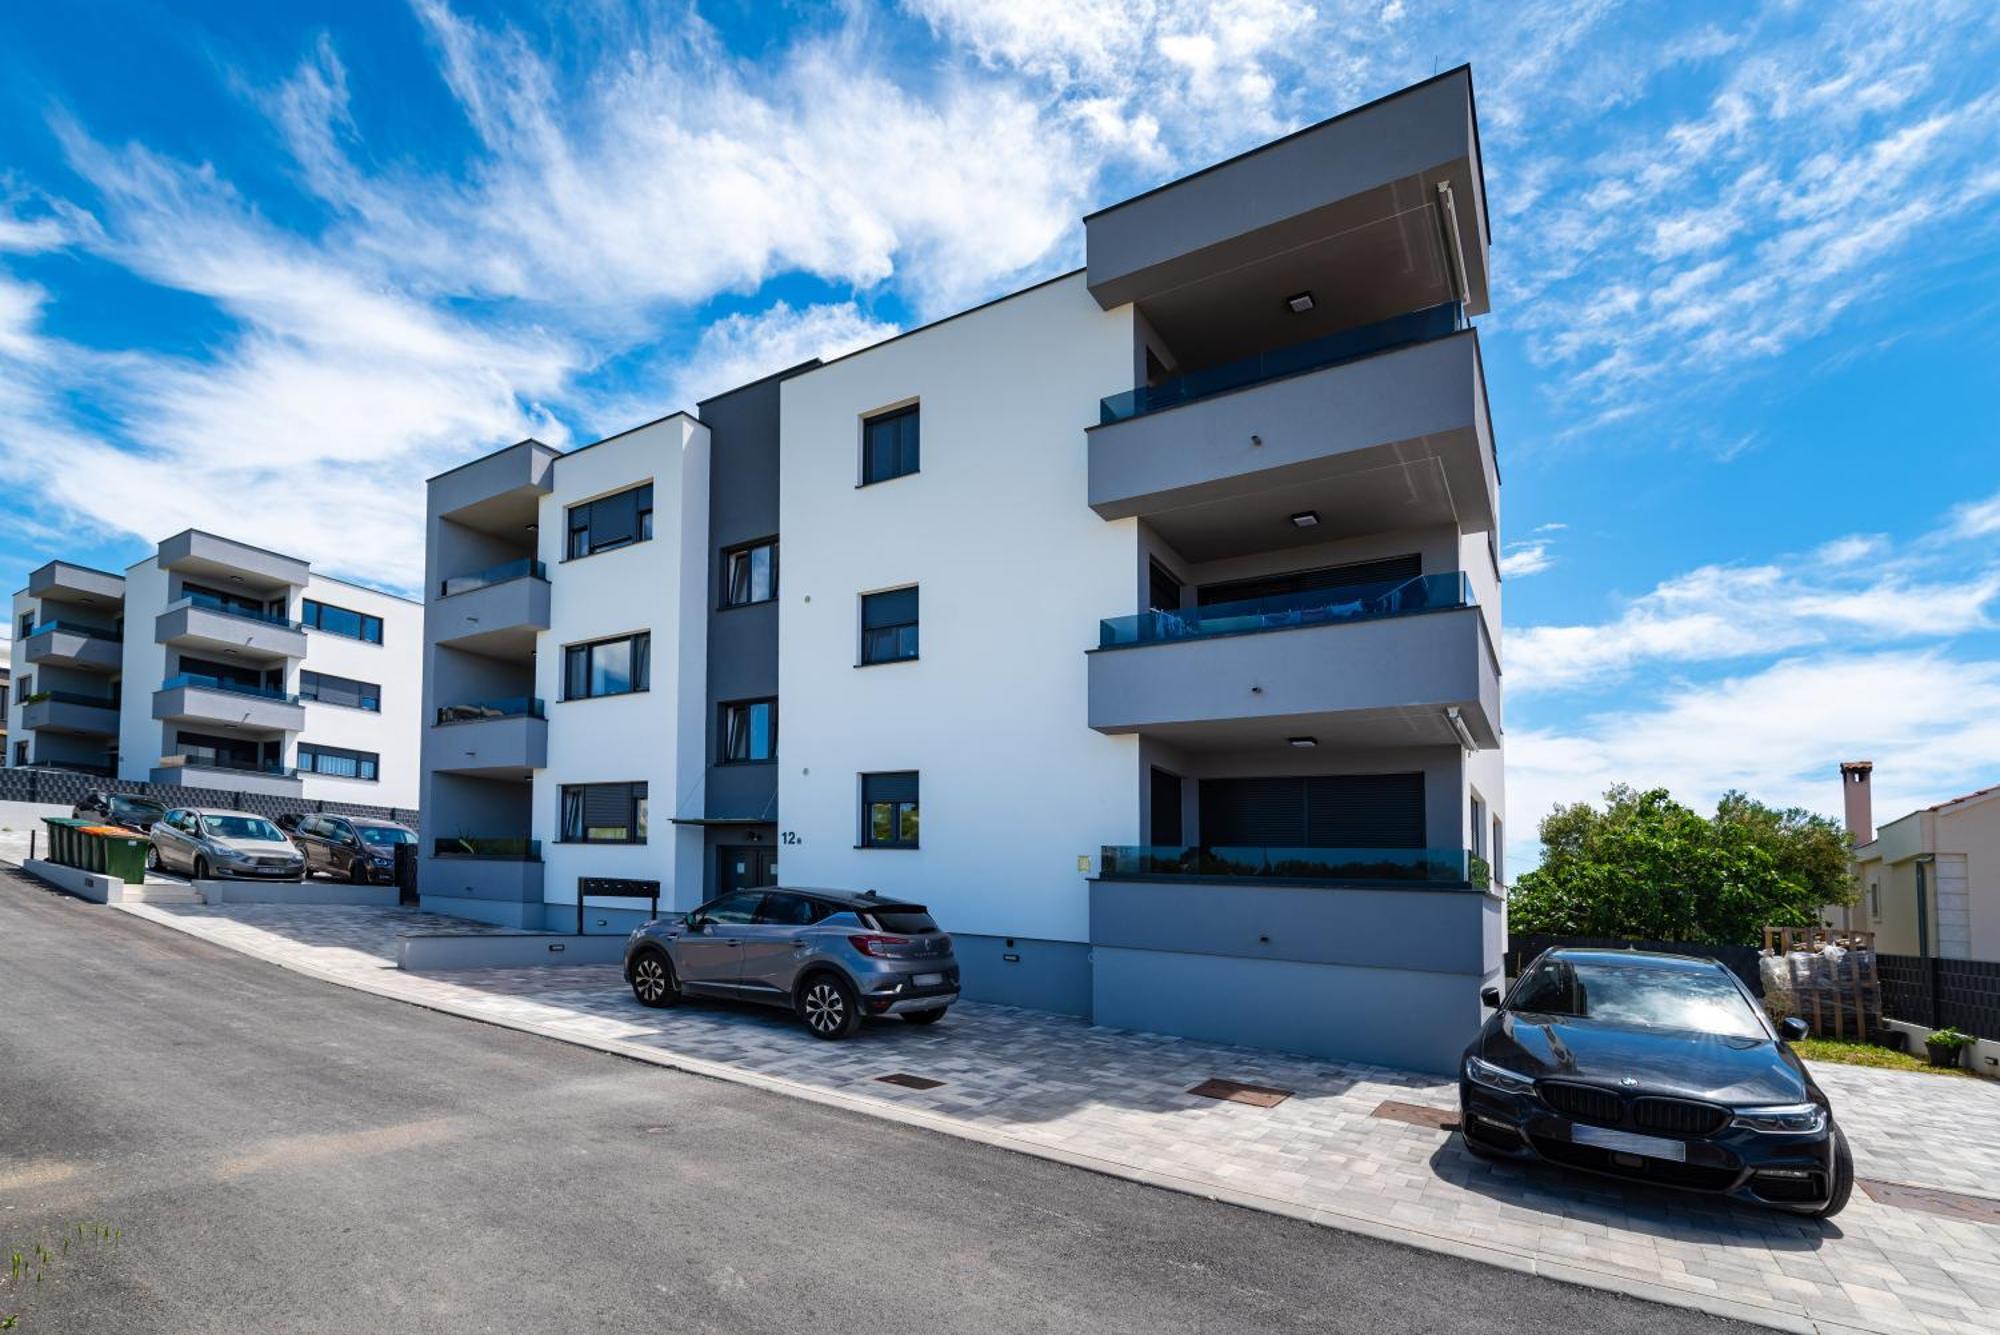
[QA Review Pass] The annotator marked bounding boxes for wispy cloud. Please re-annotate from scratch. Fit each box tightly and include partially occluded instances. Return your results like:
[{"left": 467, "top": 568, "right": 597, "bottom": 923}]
[{"left": 1498, "top": 540, "right": 1555, "bottom": 578}]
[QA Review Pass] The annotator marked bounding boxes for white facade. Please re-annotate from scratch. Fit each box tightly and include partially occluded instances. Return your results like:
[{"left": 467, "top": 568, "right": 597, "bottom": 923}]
[{"left": 295, "top": 575, "right": 424, "bottom": 809}]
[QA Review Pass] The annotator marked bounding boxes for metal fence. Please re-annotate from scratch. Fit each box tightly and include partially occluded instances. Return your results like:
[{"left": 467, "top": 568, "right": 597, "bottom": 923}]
[
  {"left": 0, "top": 764, "right": 416, "bottom": 827},
  {"left": 1878, "top": 954, "right": 2000, "bottom": 1038}
]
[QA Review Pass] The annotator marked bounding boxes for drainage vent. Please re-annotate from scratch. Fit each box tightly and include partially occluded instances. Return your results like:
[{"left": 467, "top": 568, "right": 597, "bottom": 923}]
[
  {"left": 876, "top": 1073, "right": 945, "bottom": 1091},
  {"left": 1859, "top": 1179, "right": 2000, "bottom": 1224},
  {"left": 1188, "top": 1078, "right": 1293, "bottom": 1108}
]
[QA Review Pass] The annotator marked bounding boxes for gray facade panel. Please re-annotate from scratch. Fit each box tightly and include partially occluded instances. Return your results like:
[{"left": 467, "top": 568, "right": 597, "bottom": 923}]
[
  {"left": 950, "top": 933, "right": 1093, "bottom": 1017},
  {"left": 156, "top": 530, "right": 309, "bottom": 587},
  {"left": 22, "top": 628, "right": 122, "bottom": 672},
  {"left": 156, "top": 603, "right": 309, "bottom": 660},
  {"left": 28, "top": 561, "right": 125, "bottom": 603},
  {"left": 430, "top": 576, "right": 550, "bottom": 649},
  {"left": 20, "top": 698, "right": 121, "bottom": 737},
  {"left": 153, "top": 684, "right": 306, "bottom": 734},
  {"left": 150, "top": 764, "right": 302, "bottom": 797},
  {"left": 420, "top": 854, "right": 544, "bottom": 905},
  {"left": 427, "top": 439, "right": 558, "bottom": 519},
  {"left": 428, "top": 715, "right": 548, "bottom": 775}
]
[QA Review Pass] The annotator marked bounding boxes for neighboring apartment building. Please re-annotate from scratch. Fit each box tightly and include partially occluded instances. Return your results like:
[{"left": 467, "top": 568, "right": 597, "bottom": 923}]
[
  {"left": 1836, "top": 760, "right": 2000, "bottom": 961},
  {"left": 8, "top": 531, "right": 422, "bottom": 810},
  {"left": 419, "top": 67, "right": 1504, "bottom": 1072}
]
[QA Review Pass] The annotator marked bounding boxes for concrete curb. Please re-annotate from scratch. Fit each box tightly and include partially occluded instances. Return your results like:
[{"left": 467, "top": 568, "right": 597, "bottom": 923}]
[{"left": 109, "top": 899, "right": 1882, "bottom": 1335}]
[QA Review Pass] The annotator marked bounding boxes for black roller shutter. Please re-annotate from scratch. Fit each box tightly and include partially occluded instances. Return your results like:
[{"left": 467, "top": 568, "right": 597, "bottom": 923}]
[
  {"left": 1197, "top": 553, "right": 1422, "bottom": 607},
  {"left": 1200, "top": 772, "right": 1424, "bottom": 849},
  {"left": 1149, "top": 767, "right": 1184, "bottom": 845}
]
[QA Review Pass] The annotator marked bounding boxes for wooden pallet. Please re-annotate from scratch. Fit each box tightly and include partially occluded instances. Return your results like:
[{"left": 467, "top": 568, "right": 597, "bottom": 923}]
[{"left": 1763, "top": 925, "right": 1882, "bottom": 1040}]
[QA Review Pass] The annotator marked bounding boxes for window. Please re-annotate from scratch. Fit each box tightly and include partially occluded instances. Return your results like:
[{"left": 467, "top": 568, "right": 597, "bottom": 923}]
[
  {"left": 861, "top": 771, "right": 919, "bottom": 849},
  {"left": 861, "top": 404, "right": 919, "bottom": 485},
  {"left": 1147, "top": 560, "right": 1183, "bottom": 614},
  {"left": 860, "top": 586, "right": 918, "bottom": 665},
  {"left": 720, "top": 699, "right": 777, "bottom": 763},
  {"left": 299, "top": 743, "right": 379, "bottom": 781},
  {"left": 1870, "top": 881, "right": 1881, "bottom": 920},
  {"left": 560, "top": 781, "right": 649, "bottom": 844},
  {"left": 1470, "top": 795, "right": 1487, "bottom": 858},
  {"left": 1491, "top": 817, "right": 1504, "bottom": 886},
  {"left": 13, "top": 741, "right": 27, "bottom": 767},
  {"left": 302, "top": 598, "right": 384, "bottom": 644},
  {"left": 755, "top": 893, "right": 834, "bottom": 927},
  {"left": 300, "top": 670, "right": 381, "bottom": 712},
  {"left": 721, "top": 539, "right": 778, "bottom": 607},
  {"left": 564, "top": 632, "right": 650, "bottom": 700},
  {"left": 566, "top": 483, "right": 654, "bottom": 559},
  {"left": 17, "top": 612, "right": 32, "bottom": 640},
  {"left": 700, "top": 892, "right": 762, "bottom": 925}
]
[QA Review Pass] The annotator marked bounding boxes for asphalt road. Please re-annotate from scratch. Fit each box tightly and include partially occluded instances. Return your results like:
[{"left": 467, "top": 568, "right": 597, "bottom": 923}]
[{"left": 0, "top": 872, "right": 1744, "bottom": 1334}]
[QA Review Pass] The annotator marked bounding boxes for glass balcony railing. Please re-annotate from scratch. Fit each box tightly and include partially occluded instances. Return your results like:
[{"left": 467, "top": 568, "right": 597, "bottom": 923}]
[
  {"left": 23, "top": 689, "right": 120, "bottom": 708},
  {"left": 25, "top": 619, "right": 123, "bottom": 642},
  {"left": 1099, "top": 572, "right": 1471, "bottom": 649},
  {"left": 161, "top": 672, "right": 301, "bottom": 704},
  {"left": 433, "top": 836, "right": 542, "bottom": 861},
  {"left": 435, "top": 696, "right": 545, "bottom": 726},
  {"left": 178, "top": 591, "right": 305, "bottom": 631},
  {"left": 1099, "top": 301, "right": 1465, "bottom": 425},
  {"left": 160, "top": 752, "right": 297, "bottom": 778},
  {"left": 441, "top": 557, "right": 547, "bottom": 598},
  {"left": 1099, "top": 845, "right": 1489, "bottom": 887}
]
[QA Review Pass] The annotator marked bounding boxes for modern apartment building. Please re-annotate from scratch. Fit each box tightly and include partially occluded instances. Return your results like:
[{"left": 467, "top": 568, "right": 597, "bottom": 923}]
[
  {"left": 8, "top": 531, "right": 422, "bottom": 810},
  {"left": 419, "top": 67, "right": 1504, "bottom": 1071}
]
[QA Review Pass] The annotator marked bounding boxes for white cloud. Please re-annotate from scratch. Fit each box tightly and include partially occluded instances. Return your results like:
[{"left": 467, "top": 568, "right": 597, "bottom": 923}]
[
  {"left": 1814, "top": 533, "right": 1888, "bottom": 565},
  {"left": 1498, "top": 541, "right": 1555, "bottom": 578},
  {"left": 1948, "top": 489, "right": 2000, "bottom": 540}
]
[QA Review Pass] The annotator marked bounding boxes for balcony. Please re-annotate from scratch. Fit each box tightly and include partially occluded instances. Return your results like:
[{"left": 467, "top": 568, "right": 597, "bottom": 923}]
[
  {"left": 152, "top": 753, "right": 303, "bottom": 796},
  {"left": 156, "top": 593, "right": 308, "bottom": 660},
  {"left": 19, "top": 691, "right": 121, "bottom": 737},
  {"left": 153, "top": 673, "right": 306, "bottom": 733},
  {"left": 430, "top": 697, "right": 547, "bottom": 777},
  {"left": 431, "top": 560, "right": 550, "bottom": 656},
  {"left": 21, "top": 621, "right": 123, "bottom": 672},
  {"left": 1099, "top": 845, "right": 1487, "bottom": 888},
  {"left": 28, "top": 560, "right": 124, "bottom": 604},
  {"left": 432, "top": 836, "right": 542, "bottom": 860},
  {"left": 155, "top": 529, "right": 308, "bottom": 588},
  {"left": 1087, "top": 584, "right": 1499, "bottom": 750},
  {"left": 1088, "top": 327, "right": 1494, "bottom": 555}
]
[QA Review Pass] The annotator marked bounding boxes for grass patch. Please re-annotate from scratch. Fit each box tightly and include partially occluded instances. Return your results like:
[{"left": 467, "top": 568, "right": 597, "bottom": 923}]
[{"left": 1796, "top": 1037, "right": 1985, "bottom": 1078}]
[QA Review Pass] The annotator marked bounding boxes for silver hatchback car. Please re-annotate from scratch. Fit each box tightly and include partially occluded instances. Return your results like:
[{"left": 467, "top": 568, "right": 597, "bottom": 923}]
[
  {"left": 148, "top": 807, "right": 306, "bottom": 881},
  {"left": 624, "top": 887, "right": 958, "bottom": 1039}
]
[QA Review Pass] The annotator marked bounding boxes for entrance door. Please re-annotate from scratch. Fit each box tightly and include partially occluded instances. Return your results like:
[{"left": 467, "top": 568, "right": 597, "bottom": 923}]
[{"left": 718, "top": 846, "right": 777, "bottom": 897}]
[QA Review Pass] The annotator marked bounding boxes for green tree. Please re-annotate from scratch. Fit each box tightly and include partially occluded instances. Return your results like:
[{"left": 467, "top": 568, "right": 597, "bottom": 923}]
[{"left": 1509, "top": 785, "right": 1852, "bottom": 945}]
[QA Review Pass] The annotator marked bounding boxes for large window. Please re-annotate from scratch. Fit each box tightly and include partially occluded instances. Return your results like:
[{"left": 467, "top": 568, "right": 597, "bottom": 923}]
[
  {"left": 302, "top": 598, "right": 384, "bottom": 644},
  {"left": 300, "top": 669, "right": 381, "bottom": 712},
  {"left": 861, "top": 405, "right": 919, "bottom": 485},
  {"left": 721, "top": 539, "right": 777, "bottom": 608},
  {"left": 720, "top": 699, "right": 776, "bottom": 763},
  {"left": 563, "top": 632, "right": 650, "bottom": 700},
  {"left": 299, "top": 743, "right": 379, "bottom": 781},
  {"left": 861, "top": 771, "right": 919, "bottom": 849},
  {"left": 560, "top": 781, "right": 649, "bottom": 844},
  {"left": 566, "top": 483, "right": 654, "bottom": 559},
  {"left": 860, "top": 586, "right": 918, "bottom": 665}
]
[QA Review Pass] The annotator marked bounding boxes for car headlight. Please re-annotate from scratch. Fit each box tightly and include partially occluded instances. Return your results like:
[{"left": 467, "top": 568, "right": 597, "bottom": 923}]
[
  {"left": 1464, "top": 1055, "right": 1537, "bottom": 1096},
  {"left": 1730, "top": 1103, "right": 1827, "bottom": 1134},
  {"left": 216, "top": 847, "right": 253, "bottom": 862}
]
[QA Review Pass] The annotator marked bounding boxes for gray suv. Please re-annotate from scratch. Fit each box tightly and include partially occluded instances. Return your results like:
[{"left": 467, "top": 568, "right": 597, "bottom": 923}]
[{"left": 624, "top": 888, "right": 958, "bottom": 1039}]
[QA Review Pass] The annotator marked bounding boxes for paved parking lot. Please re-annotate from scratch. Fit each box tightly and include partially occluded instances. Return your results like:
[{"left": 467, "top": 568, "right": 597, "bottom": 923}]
[{"left": 106, "top": 899, "right": 2000, "bottom": 1335}]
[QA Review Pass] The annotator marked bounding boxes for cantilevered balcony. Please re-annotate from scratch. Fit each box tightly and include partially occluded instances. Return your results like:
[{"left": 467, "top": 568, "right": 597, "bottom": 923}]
[
  {"left": 155, "top": 593, "right": 308, "bottom": 661},
  {"left": 151, "top": 753, "right": 302, "bottom": 796},
  {"left": 431, "top": 697, "right": 547, "bottom": 777},
  {"left": 27, "top": 560, "right": 124, "bottom": 605},
  {"left": 1098, "top": 845, "right": 1487, "bottom": 888},
  {"left": 21, "top": 621, "right": 123, "bottom": 672},
  {"left": 153, "top": 673, "right": 306, "bottom": 733},
  {"left": 432, "top": 558, "right": 550, "bottom": 656},
  {"left": 155, "top": 530, "right": 308, "bottom": 588},
  {"left": 1087, "top": 574, "right": 1499, "bottom": 749},
  {"left": 19, "top": 691, "right": 121, "bottom": 737}
]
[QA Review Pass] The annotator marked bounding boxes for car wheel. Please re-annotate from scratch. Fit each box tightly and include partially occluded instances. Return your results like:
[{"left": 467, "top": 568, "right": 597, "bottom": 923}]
[
  {"left": 629, "top": 950, "right": 680, "bottom": 1008},
  {"left": 901, "top": 1008, "right": 947, "bottom": 1025},
  {"left": 193, "top": 856, "right": 211, "bottom": 880},
  {"left": 144, "top": 846, "right": 160, "bottom": 873},
  {"left": 349, "top": 860, "right": 368, "bottom": 885},
  {"left": 1810, "top": 1127, "right": 1854, "bottom": 1219},
  {"left": 799, "top": 974, "right": 861, "bottom": 1040}
]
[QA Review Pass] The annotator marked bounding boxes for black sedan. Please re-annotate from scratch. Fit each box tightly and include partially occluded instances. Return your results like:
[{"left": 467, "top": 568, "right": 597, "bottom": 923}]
[{"left": 1460, "top": 948, "right": 1851, "bottom": 1217}]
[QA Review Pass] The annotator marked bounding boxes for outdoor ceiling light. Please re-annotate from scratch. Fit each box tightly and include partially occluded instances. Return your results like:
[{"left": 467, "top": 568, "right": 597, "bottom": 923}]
[
  {"left": 1285, "top": 290, "right": 1315, "bottom": 314},
  {"left": 1290, "top": 510, "right": 1320, "bottom": 528},
  {"left": 1287, "top": 736, "right": 1317, "bottom": 748}
]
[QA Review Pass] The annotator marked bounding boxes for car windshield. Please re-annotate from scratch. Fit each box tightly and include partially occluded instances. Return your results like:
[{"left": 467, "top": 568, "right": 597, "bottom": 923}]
[
  {"left": 1510, "top": 959, "right": 1766, "bottom": 1039},
  {"left": 202, "top": 815, "right": 286, "bottom": 842},
  {"left": 356, "top": 826, "right": 416, "bottom": 846}
]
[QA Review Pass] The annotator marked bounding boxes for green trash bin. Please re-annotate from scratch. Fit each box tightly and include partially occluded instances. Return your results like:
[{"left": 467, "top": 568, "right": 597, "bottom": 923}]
[
  {"left": 96, "top": 832, "right": 149, "bottom": 885},
  {"left": 81, "top": 827, "right": 109, "bottom": 874},
  {"left": 42, "top": 818, "right": 85, "bottom": 869}
]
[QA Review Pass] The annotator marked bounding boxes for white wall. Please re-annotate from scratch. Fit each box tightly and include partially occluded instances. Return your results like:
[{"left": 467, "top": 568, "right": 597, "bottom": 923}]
[
  {"left": 532, "top": 416, "right": 710, "bottom": 915},
  {"left": 777, "top": 274, "right": 1140, "bottom": 944},
  {"left": 297, "top": 575, "right": 423, "bottom": 810},
  {"left": 117, "top": 558, "right": 170, "bottom": 779}
]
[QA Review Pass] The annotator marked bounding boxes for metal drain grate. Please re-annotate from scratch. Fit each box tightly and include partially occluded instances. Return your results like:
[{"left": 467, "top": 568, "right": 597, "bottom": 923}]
[
  {"left": 1372, "top": 1100, "right": 1459, "bottom": 1131},
  {"left": 1188, "top": 1078, "right": 1293, "bottom": 1108},
  {"left": 876, "top": 1073, "right": 945, "bottom": 1091},
  {"left": 1859, "top": 1179, "right": 2000, "bottom": 1224}
]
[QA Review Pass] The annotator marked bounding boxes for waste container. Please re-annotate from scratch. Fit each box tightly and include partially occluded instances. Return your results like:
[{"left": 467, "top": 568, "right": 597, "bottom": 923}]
[
  {"left": 41, "top": 818, "right": 89, "bottom": 869},
  {"left": 81, "top": 827, "right": 150, "bottom": 884}
]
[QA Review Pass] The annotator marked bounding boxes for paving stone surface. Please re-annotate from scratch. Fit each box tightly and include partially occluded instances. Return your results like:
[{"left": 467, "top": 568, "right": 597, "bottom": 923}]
[{"left": 111, "top": 901, "right": 2000, "bottom": 1335}]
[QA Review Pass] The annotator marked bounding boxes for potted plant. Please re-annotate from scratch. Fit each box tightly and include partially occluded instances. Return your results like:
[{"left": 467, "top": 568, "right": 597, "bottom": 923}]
[{"left": 1925, "top": 1027, "right": 1974, "bottom": 1068}]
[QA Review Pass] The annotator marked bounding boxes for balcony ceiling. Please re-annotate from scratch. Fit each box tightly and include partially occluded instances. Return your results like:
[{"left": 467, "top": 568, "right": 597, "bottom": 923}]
[
  {"left": 444, "top": 485, "right": 543, "bottom": 540},
  {"left": 1142, "top": 455, "right": 1461, "bottom": 564},
  {"left": 1130, "top": 706, "right": 1477, "bottom": 754}
]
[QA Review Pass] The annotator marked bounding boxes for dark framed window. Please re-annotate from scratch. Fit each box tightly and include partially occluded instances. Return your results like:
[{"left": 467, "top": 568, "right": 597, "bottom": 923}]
[
  {"left": 861, "top": 771, "right": 919, "bottom": 849},
  {"left": 299, "top": 743, "right": 379, "bottom": 781},
  {"left": 721, "top": 538, "right": 778, "bottom": 608},
  {"left": 1147, "top": 560, "right": 1183, "bottom": 614},
  {"left": 861, "top": 404, "right": 919, "bottom": 485},
  {"left": 566, "top": 483, "right": 654, "bottom": 559},
  {"left": 563, "top": 632, "right": 650, "bottom": 700},
  {"left": 560, "top": 781, "right": 648, "bottom": 844},
  {"left": 860, "top": 586, "right": 918, "bottom": 665},
  {"left": 302, "top": 598, "right": 384, "bottom": 644},
  {"left": 720, "top": 698, "right": 777, "bottom": 763},
  {"left": 300, "top": 669, "right": 381, "bottom": 712}
]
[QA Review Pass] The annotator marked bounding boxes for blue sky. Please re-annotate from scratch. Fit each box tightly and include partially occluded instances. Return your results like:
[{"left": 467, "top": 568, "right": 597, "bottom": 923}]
[{"left": 2, "top": 1, "right": 1997, "bottom": 862}]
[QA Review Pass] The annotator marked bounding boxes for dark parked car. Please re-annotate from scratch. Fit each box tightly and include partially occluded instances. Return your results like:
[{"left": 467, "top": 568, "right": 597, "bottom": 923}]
[
  {"left": 274, "top": 812, "right": 304, "bottom": 834},
  {"left": 73, "top": 791, "right": 167, "bottom": 834},
  {"left": 1460, "top": 948, "right": 1851, "bottom": 1217},
  {"left": 291, "top": 814, "right": 416, "bottom": 883},
  {"left": 624, "top": 888, "right": 958, "bottom": 1039},
  {"left": 148, "top": 808, "right": 305, "bottom": 881}
]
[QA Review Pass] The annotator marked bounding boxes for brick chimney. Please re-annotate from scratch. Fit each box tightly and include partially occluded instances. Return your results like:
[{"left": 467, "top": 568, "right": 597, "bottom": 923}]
[{"left": 1840, "top": 761, "right": 1874, "bottom": 845}]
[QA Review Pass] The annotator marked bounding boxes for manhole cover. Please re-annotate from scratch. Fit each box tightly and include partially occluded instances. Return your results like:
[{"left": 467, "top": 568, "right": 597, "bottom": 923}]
[
  {"left": 1372, "top": 1100, "right": 1459, "bottom": 1131},
  {"left": 876, "top": 1073, "right": 945, "bottom": 1091},
  {"left": 1188, "top": 1078, "right": 1292, "bottom": 1108},
  {"left": 1859, "top": 1179, "right": 2000, "bottom": 1224}
]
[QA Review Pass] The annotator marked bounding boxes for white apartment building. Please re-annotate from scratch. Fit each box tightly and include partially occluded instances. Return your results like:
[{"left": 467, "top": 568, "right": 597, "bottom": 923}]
[
  {"left": 420, "top": 67, "right": 1505, "bottom": 1071},
  {"left": 9, "top": 530, "right": 422, "bottom": 812}
]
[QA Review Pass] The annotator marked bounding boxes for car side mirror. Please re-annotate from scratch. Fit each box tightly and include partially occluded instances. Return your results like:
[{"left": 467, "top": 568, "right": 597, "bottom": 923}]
[
  {"left": 1480, "top": 986, "right": 1502, "bottom": 1009},
  {"left": 683, "top": 916, "right": 705, "bottom": 934},
  {"left": 1779, "top": 1017, "right": 1809, "bottom": 1043}
]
